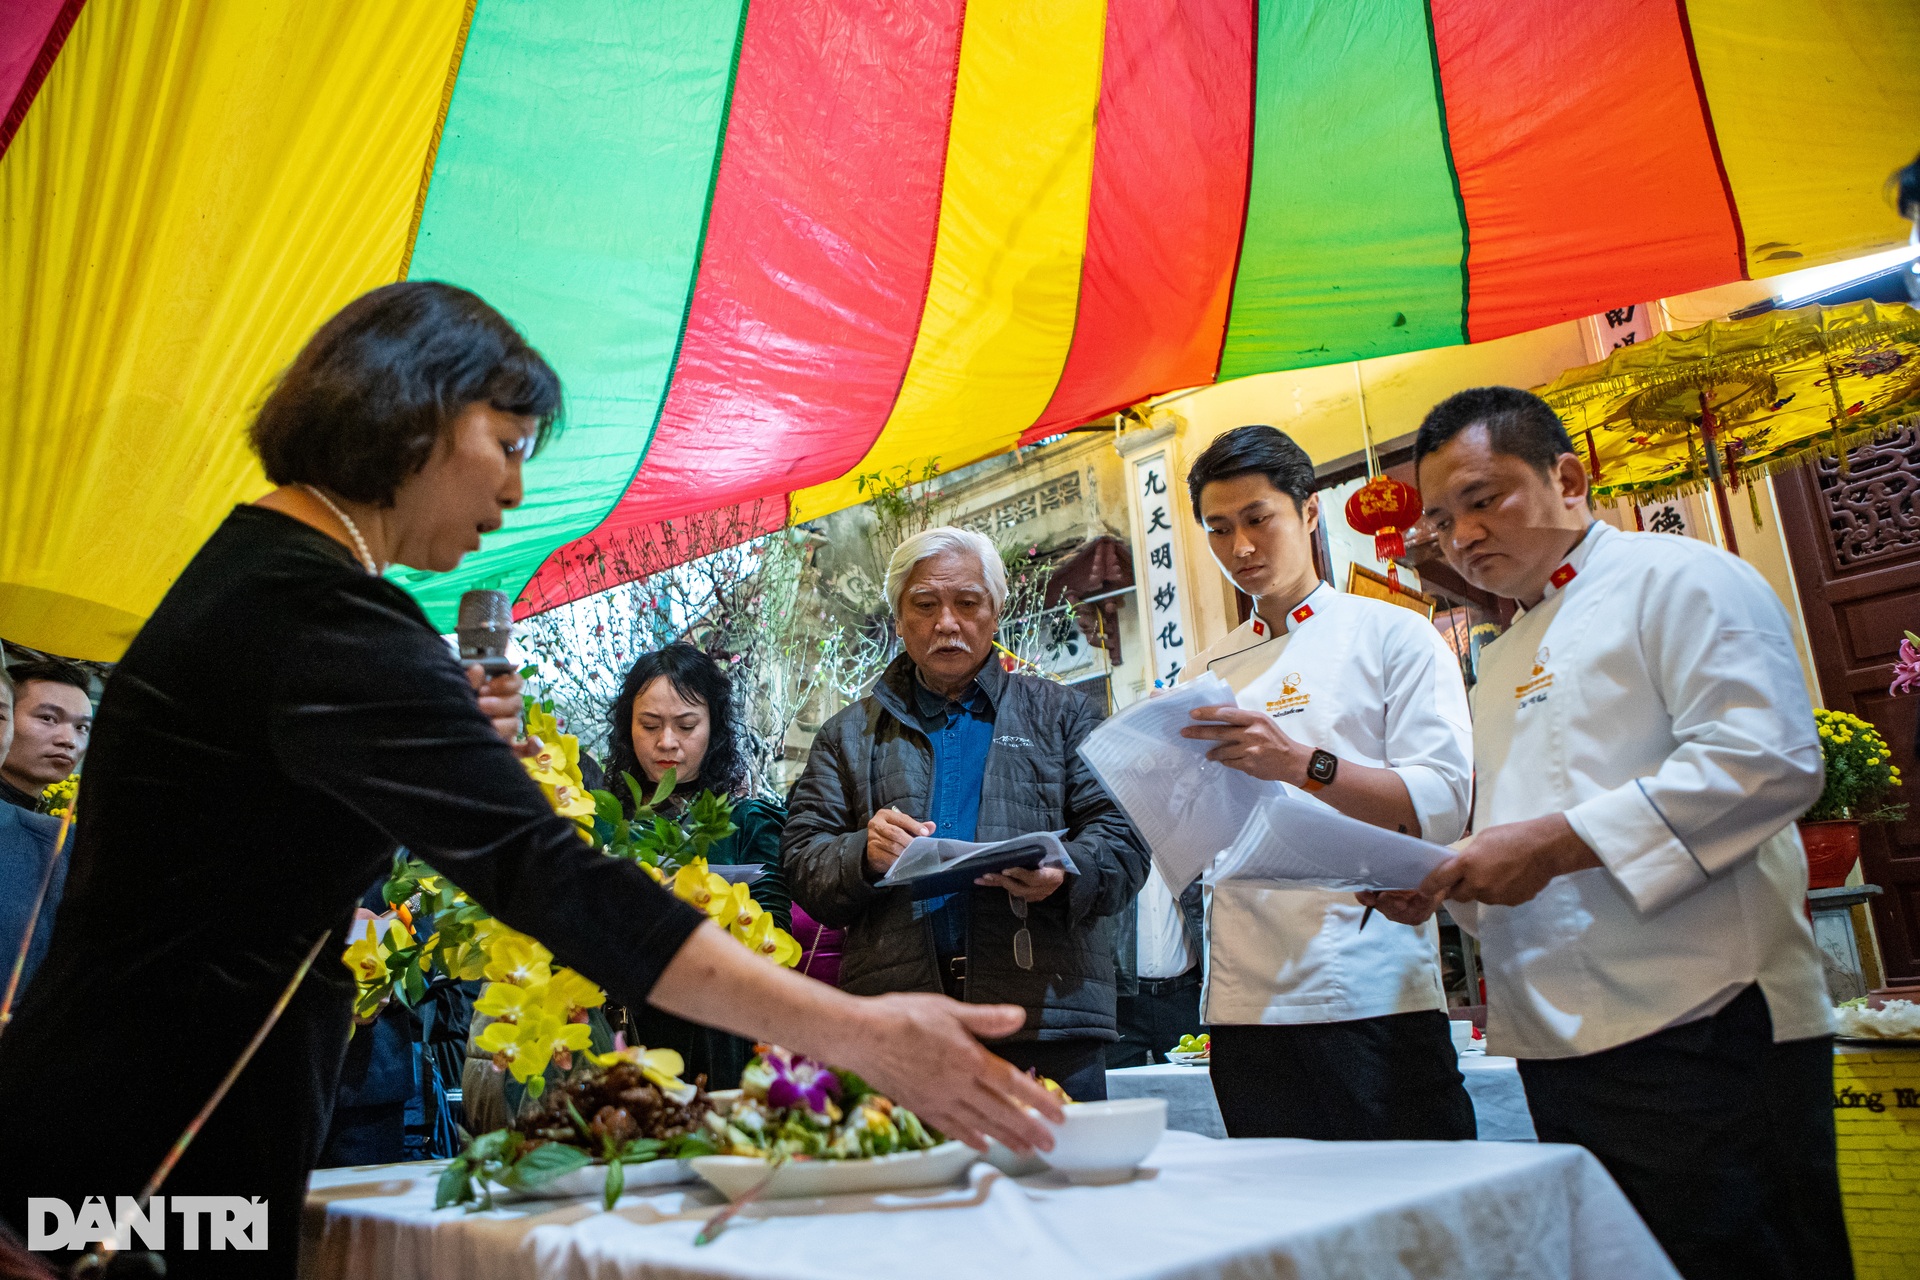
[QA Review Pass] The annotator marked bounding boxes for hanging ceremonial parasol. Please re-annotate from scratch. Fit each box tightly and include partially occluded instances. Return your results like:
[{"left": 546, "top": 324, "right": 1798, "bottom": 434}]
[{"left": 1539, "top": 300, "right": 1920, "bottom": 546}]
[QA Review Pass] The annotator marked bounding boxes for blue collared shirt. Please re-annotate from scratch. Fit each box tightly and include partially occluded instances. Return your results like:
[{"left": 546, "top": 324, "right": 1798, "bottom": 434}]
[{"left": 909, "top": 672, "right": 995, "bottom": 960}]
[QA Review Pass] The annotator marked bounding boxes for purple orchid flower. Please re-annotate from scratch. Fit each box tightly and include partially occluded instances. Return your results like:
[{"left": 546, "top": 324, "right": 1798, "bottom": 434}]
[
  {"left": 1893, "top": 634, "right": 1920, "bottom": 696},
  {"left": 763, "top": 1048, "right": 840, "bottom": 1114}
]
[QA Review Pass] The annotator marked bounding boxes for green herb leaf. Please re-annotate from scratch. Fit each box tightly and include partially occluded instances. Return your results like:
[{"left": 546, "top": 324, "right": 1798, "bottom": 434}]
[
  {"left": 602, "top": 1157, "right": 624, "bottom": 1210},
  {"left": 652, "top": 768, "right": 677, "bottom": 807},
  {"left": 504, "top": 1142, "right": 591, "bottom": 1189},
  {"left": 434, "top": 1157, "right": 474, "bottom": 1209}
]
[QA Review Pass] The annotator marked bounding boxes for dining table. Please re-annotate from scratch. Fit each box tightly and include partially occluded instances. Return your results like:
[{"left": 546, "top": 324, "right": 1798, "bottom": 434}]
[
  {"left": 302, "top": 1128, "right": 1674, "bottom": 1280},
  {"left": 1104, "top": 1053, "right": 1537, "bottom": 1142}
]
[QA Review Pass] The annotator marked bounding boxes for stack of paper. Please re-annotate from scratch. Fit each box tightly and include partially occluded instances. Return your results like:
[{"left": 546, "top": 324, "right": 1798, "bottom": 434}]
[
  {"left": 1076, "top": 674, "right": 1270, "bottom": 892},
  {"left": 877, "top": 831, "right": 1074, "bottom": 900},
  {"left": 1078, "top": 673, "right": 1450, "bottom": 893}
]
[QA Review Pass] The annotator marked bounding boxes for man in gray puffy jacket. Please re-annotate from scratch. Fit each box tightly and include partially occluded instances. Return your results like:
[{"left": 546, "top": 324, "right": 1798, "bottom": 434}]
[{"left": 783, "top": 527, "right": 1150, "bottom": 1101}]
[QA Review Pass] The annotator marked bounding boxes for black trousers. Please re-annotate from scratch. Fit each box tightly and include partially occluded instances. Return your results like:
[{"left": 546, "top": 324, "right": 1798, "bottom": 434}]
[
  {"left": 994, "top": 1038, "right": 1110, "bottom": 1102},
  {"left": 1107, "top": 970, "right": 1203, "bottom": 1068},
  {"left": 1209, "top": 1011, "right": 1476, "bottom": 1140},
  {"left": 1517, "top": 984, "right": 1852, "bottom": 1280}
]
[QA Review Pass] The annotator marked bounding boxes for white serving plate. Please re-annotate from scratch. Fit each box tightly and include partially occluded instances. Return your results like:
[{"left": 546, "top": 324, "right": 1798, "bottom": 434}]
[
  {"left": 690, "top": 1141, "right": 978, "bottom": 1202},
  {"left": 1166, "top": 1050, "right": 1209, "bottom": 1067},
  {"left": 496, "top": 1157, "right": 696, "bottom": 1202}
]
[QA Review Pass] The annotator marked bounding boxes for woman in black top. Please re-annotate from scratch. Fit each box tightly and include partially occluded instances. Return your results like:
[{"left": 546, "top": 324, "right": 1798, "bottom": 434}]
[
  {"left": 611, "top": 644, "right": 790, "bottom": 1090},
  {"left": 0, "top": 283, "right": 1054, "bottom": 1278}
]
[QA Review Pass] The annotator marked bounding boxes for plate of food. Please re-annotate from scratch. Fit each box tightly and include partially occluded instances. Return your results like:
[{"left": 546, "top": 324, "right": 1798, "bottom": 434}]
[
  {"left": 1166, "top": 1032, "right": 1210, "bottom": 1066},
  {"left": 690, "top": 1048, "right": 977, "bottom": 1201},
  {"left": 436, "top": 1048, "right": 717, "bottom": 1211}
]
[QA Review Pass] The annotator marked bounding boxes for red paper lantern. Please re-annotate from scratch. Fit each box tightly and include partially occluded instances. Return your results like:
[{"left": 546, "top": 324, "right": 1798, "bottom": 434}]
[{"left": 1344, "top": 475, "right": 1423, "bottom": 562}]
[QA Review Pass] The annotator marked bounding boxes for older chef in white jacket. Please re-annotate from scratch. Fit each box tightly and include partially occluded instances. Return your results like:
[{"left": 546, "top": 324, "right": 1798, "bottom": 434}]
[
  {"left": 1365, "top": 387, "right": 1848, "bottom": 1280},
  {"left": 1176, "top": 425, "right": 1477, "bottom": 1141}
]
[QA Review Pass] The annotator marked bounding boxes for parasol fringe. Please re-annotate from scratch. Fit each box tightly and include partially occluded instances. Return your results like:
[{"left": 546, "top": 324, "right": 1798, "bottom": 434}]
[{"left": 1594, "top": 411, "right": 1920, "bottom": 503}]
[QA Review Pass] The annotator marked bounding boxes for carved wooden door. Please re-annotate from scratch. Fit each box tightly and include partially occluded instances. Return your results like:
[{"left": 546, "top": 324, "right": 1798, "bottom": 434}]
[{"left": 1776, "top": 431, "right": 1920, "bottom": 983}]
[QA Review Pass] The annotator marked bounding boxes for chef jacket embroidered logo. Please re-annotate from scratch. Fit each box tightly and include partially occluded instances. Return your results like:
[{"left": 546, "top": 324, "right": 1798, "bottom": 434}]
[
  {"left": 1515, "top": 645, "right": 1554, "bottom": 707},
  {"left": 1265, "top": 673, "right": 1310, "bottom": 717}
]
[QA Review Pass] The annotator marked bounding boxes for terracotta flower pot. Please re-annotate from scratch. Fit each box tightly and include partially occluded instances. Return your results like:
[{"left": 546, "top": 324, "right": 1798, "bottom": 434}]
[{"left": 1799, "top": 819, "right": 1862, "bottom": 889}]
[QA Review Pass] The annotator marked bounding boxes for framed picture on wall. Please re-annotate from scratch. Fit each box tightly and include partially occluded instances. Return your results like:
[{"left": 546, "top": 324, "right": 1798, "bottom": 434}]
[{"left": 1346, "top": 563, "right": 1438, "bottom": 619}]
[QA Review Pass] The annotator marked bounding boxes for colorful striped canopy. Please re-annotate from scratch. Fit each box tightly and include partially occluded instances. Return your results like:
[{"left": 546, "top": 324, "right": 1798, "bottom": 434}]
[{"left": 4, "top": 0, "right": 1916, "bottom": 660}]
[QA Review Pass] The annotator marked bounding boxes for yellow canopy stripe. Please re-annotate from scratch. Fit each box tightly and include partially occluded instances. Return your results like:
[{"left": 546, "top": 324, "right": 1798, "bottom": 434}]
[
  {"left": 0, "top": 0, "right": 470, "bottom": 659},
  {"left": 787, "top": 0, "right": 1108, "bottom": 523}
]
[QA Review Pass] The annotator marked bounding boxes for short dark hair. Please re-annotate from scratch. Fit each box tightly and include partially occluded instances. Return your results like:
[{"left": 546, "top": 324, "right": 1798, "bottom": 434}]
[
  {"left": 1895, "top": 151, "right": 1920, "bottom": 221},
  {"left": 1413, "top": 386, "right": 1575, "bottom": 476},
  {"left": 605, "top": 644, "right": 746, "bottom": 804},
  {"left": 1186, "top": 425, "right": 1317, "bottom": 520},
  {"left": 249, "top": 281, "right": 562, "bottom": 507},
  {"left": 7, "top": 660, "right": 90, "bottom": 700}
]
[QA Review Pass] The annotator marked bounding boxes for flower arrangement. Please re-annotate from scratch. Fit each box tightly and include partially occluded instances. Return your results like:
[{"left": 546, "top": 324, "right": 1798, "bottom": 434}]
[
  {"left": 341, "top": 678, "right": 800, "bottom": 1097},
  {"left": 37, "top": 776, "right": 76, "bottom": 819},
  {"left": 435, "top": 1046, "right": 719, "bottom": 1211},
  {"left": 1890, "top": 630, "right": 1920, "bottom": 696},
  {"left": 1806, "top": 708, "right": 1906, "bottom": 823},
  {"left": 707, "top": 1047, "right": 939, "bottom": 1160}
]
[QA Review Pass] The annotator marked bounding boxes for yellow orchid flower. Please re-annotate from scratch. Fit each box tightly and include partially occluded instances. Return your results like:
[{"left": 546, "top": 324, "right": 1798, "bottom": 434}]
[
  {"left": 670, "top": 859, "right": 731, "bottom": 916},
  {"left": 716, "top": 883, "right": 763, "bottom": 936},
  {"left": 474, "top": 980, "right": 539, "bottom": 1021},
  {"left": 741, "top": 910, "right": 802, "bottom": 968},
  {"left": 541, "top": 967, "right": 607, "bottom": 1016},
  {"left": 482, "top": 932, "right": 553, "bottom": 986},
  {"left": 342, "top": 934, "right": 387, "bottom": 987}
]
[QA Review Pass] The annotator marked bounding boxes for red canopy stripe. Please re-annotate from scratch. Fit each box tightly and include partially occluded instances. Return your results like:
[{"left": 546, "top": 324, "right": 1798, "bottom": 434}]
[
  {"left": 517, "top": 0, "right": 967, "bottom": 614},
  {"left": 1428, "top": 0, "right": 1745, "bottom": 342},
  {"left": 0, "top": 0, "right": 83, "bottom": 159},
  {"left": 1022, "top": 0, "right": 1255, "bottom": 442}
]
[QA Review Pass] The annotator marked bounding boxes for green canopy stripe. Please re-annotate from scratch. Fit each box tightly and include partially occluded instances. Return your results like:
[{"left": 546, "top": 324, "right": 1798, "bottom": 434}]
[
  {"left": 1217, "top": 0, "right": 1467, "bottom": 379},
  {"left": 394, "top": 0, "right": 750, "bottom": 629}
]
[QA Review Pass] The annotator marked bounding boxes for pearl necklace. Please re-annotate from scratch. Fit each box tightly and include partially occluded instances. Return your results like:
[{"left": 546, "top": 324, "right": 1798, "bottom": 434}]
[{"left": 301, "top": 485, "right": 378, "bottom": 575}]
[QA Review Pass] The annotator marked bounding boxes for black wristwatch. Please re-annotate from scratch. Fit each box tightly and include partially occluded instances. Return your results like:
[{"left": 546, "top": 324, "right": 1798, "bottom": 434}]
[{"left": 1302, "top": 748, "right": 1340, "bottom": 792}]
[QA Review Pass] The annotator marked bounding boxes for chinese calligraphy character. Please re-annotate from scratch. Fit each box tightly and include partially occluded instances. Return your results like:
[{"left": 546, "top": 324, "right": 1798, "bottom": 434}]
[
  {"left": 1165, "top": 662, "right": 1182, "bottom": 681},
  {"left": 1142, "top": 470, "right": 1167, "bottom": 497},
  {"left": 1147, "top": 505, "right": 1171, "bottom": 533},
  {"left": 1153, "top": 582, "right": 1176, "bottom": 612},
  {"left": 1150, "top": 544, "right": 1172, "bottom": 571},
  {"left": 1156, "top": 622, "right": 1184, "bottom": 650},
  {"left": 1604, "top": 305, "right": 1636, "bottom": 327},
  {"left": 1646, "top": 505, "right": 1685, "bottom": 536}
]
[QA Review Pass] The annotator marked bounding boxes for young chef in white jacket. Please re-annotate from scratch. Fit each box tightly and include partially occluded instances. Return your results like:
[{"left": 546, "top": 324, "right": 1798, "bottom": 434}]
[
  {"left": 1363, "top": 387, "right": 1848, "bottom": 1280},
  {"left": 1176, "top": 426, "right": 1476, "bottom": 1140}
]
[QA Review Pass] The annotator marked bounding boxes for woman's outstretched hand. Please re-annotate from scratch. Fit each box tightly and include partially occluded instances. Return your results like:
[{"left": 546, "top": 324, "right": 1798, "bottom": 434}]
[
  {"left": 827, "top": 994, "right": 1063, "bottom": 1153},
  {"left": 647, "top": 925, "right": 1063, "bottom": 1156}
]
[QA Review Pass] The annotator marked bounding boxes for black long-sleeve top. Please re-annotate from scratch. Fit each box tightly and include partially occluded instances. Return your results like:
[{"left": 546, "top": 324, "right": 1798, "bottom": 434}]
[{"left": 0, "top": 507, "right": 704, "bottom": 1277}]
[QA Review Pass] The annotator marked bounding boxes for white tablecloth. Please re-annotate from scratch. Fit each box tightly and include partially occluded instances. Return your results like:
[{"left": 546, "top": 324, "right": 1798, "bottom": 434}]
[
  {"left": 303, "top": 1131, "right": 1673, "bottom": 1280},
  {"left": 1106, "top": 1055, "right": 1538, "bottom": 1142}
]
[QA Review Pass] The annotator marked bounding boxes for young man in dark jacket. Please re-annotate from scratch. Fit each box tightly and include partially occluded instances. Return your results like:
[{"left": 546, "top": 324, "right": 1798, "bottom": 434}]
[{"left": 783, "top": 527, "right": 1150, "bottom": 1101}]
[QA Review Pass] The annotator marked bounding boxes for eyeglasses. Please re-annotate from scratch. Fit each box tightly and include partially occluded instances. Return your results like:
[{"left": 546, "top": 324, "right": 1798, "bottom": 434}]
[{"left": 1009, "top": 892, "right": 1033, "bottom": 971}]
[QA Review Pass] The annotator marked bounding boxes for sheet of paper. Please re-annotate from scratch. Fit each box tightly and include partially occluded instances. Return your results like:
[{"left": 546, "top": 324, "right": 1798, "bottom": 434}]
[
  {"left": 1077, "top": 673, "right": 1273, "bottom": 893},
  {"left": 877, "top": 830, "right": 1074, "bottom": 890},
  {"left": 707, "top": 863, "right": 765, "bottom": 887},
  {"left": 1212, "top": 788, "right": 1453, "bottom": 892}
]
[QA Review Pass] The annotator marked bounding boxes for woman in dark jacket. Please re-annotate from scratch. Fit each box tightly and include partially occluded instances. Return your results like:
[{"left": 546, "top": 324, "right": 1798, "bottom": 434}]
[
  {"left": 605, "top": 645, "right": 786, "bottom": 1088},
  {"left": 0, "top": 283, "right": 1053, "bottom": 1279}
]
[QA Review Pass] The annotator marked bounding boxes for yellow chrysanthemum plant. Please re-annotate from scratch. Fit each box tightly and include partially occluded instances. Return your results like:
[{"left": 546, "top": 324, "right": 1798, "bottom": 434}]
[
  {"left": 1807, "top": 709, "right": 1906, "bottom": 824},
  {"left": 340, "top": 674, "right": 801, "bottom": 1088},
  {"left": 37, "top": 775, "right": 78, "bottom": 820}
]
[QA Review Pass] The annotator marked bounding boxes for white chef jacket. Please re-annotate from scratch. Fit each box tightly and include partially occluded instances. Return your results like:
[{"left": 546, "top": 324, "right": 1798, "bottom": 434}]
[
  {"left": 1184, "top": 582, "right": 1474, "bottom": 1025},
  {"left": 1460, "top": 521, "right": 1832, "bottom": 1059}
]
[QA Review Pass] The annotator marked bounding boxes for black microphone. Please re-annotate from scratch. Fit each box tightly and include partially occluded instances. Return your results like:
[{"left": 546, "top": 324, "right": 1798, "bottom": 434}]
[{"left": 456, "top": 589, "right": 517, "bottom": 677}]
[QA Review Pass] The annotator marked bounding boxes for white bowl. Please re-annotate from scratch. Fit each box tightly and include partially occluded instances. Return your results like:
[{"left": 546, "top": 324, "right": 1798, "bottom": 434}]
[{"left": 1041, "top": 1097, "right": 1166, "bottom": 1185}]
